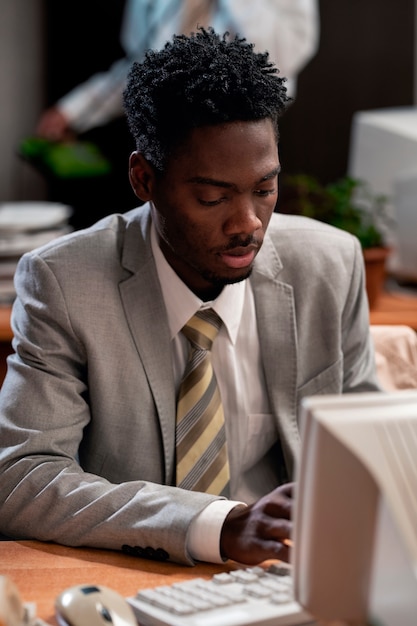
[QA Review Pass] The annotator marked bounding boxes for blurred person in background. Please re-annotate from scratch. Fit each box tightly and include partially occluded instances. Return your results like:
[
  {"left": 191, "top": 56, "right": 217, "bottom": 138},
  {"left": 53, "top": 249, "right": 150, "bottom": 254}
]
[
  {"left": 37, "top": 0, "right": 319, "bottom": 141},
  {"left": 35, "top": 0, "right": 319, "bottom": 227}
]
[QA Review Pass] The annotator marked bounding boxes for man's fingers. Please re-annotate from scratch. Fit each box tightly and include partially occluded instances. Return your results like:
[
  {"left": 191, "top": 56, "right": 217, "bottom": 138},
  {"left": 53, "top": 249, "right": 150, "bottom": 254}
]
[
  {"left": 220, "top": 482, "right": 296, "bottom": 564},
  {"left": 263, "top": 498, "right": 292, "bottom": 518},
  {"left": 264, "top": 540, "right": 290, "bottom": 563},
  {"left": 240, "top": 538, "right": 291, "bottom": 565},
  {"left": 259, "top": 518, "right": 292, "bottom": 542}
]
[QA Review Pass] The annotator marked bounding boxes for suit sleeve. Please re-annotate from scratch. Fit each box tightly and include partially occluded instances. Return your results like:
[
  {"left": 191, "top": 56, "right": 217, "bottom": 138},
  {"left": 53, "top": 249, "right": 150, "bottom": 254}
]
[{"left": 0, "top": 252, "right": 219, "bottom": 564}]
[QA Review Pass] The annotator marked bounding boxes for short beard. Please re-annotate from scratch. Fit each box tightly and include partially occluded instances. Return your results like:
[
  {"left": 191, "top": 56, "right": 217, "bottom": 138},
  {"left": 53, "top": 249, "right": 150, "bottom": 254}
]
[{"left": 199, "top": 266, "right": 253, "bottom": 289}]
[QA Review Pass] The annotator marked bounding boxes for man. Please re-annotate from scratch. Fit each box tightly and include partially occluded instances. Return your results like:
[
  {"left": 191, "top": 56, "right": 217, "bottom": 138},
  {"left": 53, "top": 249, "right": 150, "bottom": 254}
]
[{"left": 0, "top": 29, "right": 380, "bottom": 565}]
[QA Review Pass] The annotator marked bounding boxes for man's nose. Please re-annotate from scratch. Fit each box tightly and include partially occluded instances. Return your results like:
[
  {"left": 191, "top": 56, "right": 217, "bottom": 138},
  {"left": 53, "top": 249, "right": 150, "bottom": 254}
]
[{"left": 223, "top": 198, "right": 262, "bottom": 236}]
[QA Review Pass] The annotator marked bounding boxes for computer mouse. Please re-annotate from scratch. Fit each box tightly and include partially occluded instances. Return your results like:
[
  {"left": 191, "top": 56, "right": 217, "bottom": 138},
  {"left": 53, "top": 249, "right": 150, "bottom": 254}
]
[{"left": 55, "top": 584, "right": 137, "bottom": 626}]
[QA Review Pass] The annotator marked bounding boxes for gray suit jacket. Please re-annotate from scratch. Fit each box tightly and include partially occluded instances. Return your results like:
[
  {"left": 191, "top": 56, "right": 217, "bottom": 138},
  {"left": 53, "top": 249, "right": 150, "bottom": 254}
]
[{"left": 0, "top": 205, "right": 380, "bottom": 563}]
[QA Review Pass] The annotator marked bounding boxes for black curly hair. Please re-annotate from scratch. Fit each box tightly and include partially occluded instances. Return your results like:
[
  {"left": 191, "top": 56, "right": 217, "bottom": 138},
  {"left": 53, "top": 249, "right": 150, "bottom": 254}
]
[{"left": 123, "top": 27, "right": 289, "bottom": 172}]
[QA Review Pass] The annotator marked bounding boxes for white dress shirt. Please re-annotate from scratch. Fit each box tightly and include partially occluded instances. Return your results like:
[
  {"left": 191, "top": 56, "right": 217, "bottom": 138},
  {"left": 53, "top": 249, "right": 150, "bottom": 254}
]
[{"left": 151, "top": 224, "right": 281, "bottom": 562}]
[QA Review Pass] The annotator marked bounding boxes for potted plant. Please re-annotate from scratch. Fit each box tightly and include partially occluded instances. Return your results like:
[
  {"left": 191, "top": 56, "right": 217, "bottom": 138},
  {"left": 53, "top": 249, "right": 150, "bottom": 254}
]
[{"left": 279, "top": 174, "right": 394, "bottom": 308}]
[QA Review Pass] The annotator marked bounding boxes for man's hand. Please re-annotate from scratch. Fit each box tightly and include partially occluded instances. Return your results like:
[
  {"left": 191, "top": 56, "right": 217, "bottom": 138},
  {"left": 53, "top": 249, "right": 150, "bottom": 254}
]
[{"left": 220, "top": 482, "right": 294, "bottom": 564}]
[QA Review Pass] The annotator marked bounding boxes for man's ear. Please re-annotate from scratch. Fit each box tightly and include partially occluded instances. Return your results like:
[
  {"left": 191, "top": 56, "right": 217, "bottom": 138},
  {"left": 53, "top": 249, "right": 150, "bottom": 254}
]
[{"left": 129, "top": 152, "right": 156, "bottom": 201}]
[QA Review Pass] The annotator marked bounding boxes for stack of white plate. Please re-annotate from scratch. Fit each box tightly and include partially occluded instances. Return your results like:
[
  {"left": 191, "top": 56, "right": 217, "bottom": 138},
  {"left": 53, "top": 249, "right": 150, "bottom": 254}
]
[{"left": 0, "top": 201, "right": 73, "bottom": 304}]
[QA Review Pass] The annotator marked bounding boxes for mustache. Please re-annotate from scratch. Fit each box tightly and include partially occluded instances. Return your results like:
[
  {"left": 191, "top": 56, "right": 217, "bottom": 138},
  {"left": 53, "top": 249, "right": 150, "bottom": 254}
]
[{"left": 221, "top": 235, "right": 260, "bottom": 252}]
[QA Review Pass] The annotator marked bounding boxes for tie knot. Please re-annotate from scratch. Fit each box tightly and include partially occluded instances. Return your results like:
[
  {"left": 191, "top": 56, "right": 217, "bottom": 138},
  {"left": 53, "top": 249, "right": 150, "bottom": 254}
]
[{"left": 182, "top": 308, "right": 222, "bottom": 351}]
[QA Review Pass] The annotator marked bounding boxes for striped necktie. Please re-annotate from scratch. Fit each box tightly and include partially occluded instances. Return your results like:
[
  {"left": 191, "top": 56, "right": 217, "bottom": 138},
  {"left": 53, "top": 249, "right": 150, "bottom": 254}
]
[{"left": 175, "top": 308, "right": 230, "bottom": 496}]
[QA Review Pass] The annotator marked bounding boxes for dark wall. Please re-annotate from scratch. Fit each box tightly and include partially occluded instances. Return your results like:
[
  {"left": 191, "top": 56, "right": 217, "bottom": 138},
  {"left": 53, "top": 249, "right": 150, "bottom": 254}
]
[
  {"left": 42, "top": 1, "right": 136, "bottom": 228},
  {"left": 43, "top": 1, "right": 126, "bottom": 103},
  {"left": 279, "top": 0, "right": 415, "bottom": 184}
]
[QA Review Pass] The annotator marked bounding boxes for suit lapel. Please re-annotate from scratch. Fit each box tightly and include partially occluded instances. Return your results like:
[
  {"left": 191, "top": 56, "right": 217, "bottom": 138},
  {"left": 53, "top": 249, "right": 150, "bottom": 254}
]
[
  {"left": 251, "top": 233, "right": 300, "bottom": 476},
  {"left": 119, "top": 208, "right": 176, "bottom": 484},
  {"left": 117, "top": 208, "right": 301, "bottom": 481}
]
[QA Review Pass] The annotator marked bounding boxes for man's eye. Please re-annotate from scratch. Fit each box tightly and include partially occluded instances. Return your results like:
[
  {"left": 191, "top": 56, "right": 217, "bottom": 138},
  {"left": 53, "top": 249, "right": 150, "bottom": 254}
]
[
  {"left": 254, "top": 188, "right": 276, "bottom": 197},
  {"left": 198, "top": 197, "right": 225, "bottom": 206}
]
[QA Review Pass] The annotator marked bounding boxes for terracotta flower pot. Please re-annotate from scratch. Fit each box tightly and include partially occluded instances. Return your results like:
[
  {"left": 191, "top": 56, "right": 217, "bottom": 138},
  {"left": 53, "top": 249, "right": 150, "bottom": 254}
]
[{"left": 363, "top": 247, "right": 391, "bottom": 309}]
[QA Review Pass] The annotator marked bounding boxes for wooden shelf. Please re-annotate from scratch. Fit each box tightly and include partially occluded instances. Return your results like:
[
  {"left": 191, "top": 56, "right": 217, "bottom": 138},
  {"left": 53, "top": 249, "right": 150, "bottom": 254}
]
[
  {"left": 0, "top": 306, "right": 13, "bottom": 386},
  {"left": 0, "top": 305, "right": 12, "bottom": 341},
  {"left": 2, "top": 292, "right": 417, "bottom": 343},
  {"left": 1, "top": 290, "right": 417, "bottom": 387},
  {"left": 369, "top": 290, "right": 417, "bottom": 331}
]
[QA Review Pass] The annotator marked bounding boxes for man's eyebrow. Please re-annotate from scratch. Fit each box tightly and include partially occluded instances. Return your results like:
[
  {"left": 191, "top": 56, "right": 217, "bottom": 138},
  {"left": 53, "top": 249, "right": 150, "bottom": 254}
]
[
  {"left": 187, "top": 166, "right": 281, "bottom": 188},
  {"left": 260, "top": 166, "right": 281, "bottom": 182}
]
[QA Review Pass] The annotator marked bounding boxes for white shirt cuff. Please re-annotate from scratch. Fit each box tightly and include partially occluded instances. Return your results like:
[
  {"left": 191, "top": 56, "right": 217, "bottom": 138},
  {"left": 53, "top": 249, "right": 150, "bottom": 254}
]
[{"left": 187, "top": 500, "right": 247, "bottom": 563}]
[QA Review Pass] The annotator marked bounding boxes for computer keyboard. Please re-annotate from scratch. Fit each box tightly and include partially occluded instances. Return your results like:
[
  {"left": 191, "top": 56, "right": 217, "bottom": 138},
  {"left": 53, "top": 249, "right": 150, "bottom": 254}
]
[{"left": 127, "top": 562, "right": 316, "bottom": 626}]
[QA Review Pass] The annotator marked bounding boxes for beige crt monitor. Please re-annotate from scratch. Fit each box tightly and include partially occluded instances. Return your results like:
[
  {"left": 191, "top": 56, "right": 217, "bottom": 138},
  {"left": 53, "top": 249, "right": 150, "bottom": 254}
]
[
  {"left": 348, "top": 107, "right": 417, "bottom": 282},
  {"left": 292, "top": 390, "right": 417, "bottom": 626}
]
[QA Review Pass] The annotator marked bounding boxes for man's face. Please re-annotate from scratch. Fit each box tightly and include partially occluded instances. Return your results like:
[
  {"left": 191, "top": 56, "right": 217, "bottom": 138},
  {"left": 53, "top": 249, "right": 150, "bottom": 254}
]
[{"left": 150, "top": 118, "right": 280, "bottom": 299}]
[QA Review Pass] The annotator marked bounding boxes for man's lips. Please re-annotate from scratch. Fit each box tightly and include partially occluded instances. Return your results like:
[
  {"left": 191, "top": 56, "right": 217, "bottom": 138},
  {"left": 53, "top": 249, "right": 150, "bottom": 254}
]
[{"left": 219, "top": 246, "right": 258, "bottom": 269}]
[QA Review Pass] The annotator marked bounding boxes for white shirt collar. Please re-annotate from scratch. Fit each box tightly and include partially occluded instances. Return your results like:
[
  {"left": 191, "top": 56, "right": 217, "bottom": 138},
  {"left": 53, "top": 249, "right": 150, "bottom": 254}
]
[{"left": 150, "top": 222, "right": 245, "bottom": 344}]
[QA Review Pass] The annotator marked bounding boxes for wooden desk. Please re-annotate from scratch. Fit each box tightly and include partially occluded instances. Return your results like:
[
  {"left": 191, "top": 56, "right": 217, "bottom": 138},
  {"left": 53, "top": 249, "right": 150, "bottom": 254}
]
[{"left": 1, "top": 540, "right": 236, "bottom": 625}]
